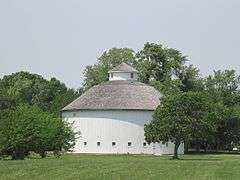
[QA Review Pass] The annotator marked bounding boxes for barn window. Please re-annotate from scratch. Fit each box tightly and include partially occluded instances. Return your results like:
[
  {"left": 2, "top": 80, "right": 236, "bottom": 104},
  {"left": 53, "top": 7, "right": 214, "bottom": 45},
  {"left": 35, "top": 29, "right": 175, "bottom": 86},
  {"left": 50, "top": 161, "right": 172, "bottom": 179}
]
[
  {"left": 130, "top": 73, "right": 134, "bottom": 78},
  {"left": 84, "top": 142, "right": 87, "bottom": 146},
  {"left": 128, "top": 142, "right": 132, "bottom": 147},
  {"left": 97, "top": 142, "right": 101, "bottom": 146},
  {"left": 143, "top": 142, "right": 147, "bottom": 147},
  {"left": 112, "top": 142, "right": 116, "bottom": 146}
]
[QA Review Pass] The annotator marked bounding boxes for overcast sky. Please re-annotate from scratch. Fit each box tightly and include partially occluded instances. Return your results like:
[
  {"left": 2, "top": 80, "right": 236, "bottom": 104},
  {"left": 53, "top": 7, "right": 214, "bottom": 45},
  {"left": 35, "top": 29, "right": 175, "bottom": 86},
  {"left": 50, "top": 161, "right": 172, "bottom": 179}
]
[{"left": 1, "top": 0, "right": 239, "bottom": 88}]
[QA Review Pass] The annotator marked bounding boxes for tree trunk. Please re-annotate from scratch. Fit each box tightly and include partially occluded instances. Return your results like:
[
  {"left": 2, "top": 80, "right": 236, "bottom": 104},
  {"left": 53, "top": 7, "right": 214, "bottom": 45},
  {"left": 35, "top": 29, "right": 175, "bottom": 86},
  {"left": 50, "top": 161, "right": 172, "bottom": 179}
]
[
  {"left": 173, "top": 141, "right": 180, "bottom": 159},
  {"left": 12, "top": 148, "right": 25, "bottom": 160},
  {"left": 204, "top": 141, "right": 207, "bottom": 153},
  {"left": 196, "top": 142, "right": 201, "bottom": 152},
  {"left": 184, "top": 141, "right": 188, "bottom": 153},
  {"left": 40, "top": 151, "right": 46, "bottom": 158}
]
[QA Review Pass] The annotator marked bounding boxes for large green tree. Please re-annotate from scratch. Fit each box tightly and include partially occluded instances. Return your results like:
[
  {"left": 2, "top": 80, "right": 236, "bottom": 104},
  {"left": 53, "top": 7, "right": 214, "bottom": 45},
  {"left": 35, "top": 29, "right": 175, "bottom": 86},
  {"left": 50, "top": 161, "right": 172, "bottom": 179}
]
[
  {"left": 0, "top": 105, "right": 77, "bottom": 160},
  {"left": 136, "top": 43, "right": 202, "bottom": 95},
  {"left": 136, "top": 42, "right": 187, "bottom": 83},
  {"left": 203, "top": 70, "right": 240, "bottom": 150},
  {"left": 145, "top": 92, "right": 219, "bottom": 159},
  {"left": 0, "top": 72, "right": 80, "bottom": 115},
  {"left": 83, "top": 43, "right": 201, "bottom": 93},
  {"left": 204, "top": 70, "right": 240, "bottom": 107}
]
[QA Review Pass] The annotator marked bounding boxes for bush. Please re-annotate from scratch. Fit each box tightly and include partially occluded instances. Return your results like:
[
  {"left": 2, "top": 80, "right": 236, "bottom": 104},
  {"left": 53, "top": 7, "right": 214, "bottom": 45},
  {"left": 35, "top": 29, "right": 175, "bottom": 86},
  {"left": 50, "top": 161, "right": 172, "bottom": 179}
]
[{"left": 0, "top": 104, "right": 76, "bottom": 160}]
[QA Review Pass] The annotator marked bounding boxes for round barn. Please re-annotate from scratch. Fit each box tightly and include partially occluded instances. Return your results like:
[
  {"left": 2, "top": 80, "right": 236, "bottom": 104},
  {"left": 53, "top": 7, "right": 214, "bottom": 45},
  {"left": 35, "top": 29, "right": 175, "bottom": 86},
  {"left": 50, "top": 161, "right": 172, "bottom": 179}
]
[{"left": 62, "top": 63, "right": 184, "bottom": 155}]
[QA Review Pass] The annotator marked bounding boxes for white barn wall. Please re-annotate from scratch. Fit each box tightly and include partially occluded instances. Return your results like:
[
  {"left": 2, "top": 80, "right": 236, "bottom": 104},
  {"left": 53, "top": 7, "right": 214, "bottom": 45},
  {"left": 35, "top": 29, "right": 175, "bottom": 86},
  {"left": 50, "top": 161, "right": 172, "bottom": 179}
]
[{"left": 62, "top": 110, "right": 184, "bottom": 155}]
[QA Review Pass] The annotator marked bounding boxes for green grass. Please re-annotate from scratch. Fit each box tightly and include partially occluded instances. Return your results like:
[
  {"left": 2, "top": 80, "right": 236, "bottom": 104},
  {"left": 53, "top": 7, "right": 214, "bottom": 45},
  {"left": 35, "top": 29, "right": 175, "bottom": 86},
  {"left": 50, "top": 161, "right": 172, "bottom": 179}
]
[{"left": 0, "top": 154, "right": 240, "bottom": 180}]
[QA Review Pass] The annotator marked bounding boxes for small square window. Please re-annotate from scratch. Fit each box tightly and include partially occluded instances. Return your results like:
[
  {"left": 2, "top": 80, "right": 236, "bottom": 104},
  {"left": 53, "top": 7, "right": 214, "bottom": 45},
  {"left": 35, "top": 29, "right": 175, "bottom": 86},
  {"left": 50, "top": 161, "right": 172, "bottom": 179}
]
[
  {"left": 130, "top": 73, "right": 134, "bottom": 78},
  {"left": 128, "top": 142, "right": 132, "bottom": 147},
  {"left": 143, "top": 142, "right": 147, "bottom": 147},
  {"left": 84, "top": 142, "right": 87, "bottom": 146},
  {"left": 97, "top": 142, "right": 101, "bottom": 146},
  {"left": 112, "top": 142, "right": 116, "bottom": 146}
]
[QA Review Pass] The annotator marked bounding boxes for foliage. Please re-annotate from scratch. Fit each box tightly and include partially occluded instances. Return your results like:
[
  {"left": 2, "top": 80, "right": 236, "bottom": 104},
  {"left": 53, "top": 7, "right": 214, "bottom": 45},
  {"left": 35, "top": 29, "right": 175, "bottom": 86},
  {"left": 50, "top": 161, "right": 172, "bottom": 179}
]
[
  {"left": 136, "top": 42, "right": 187, "bottom": 83},
  {"left": 177, "top": 64, "right": 203, "bottom": 92},
  {"left": 202, "top": 70, "right": 240, "bottom": 150},
  {"left": 223, "top": 106, "right": 240, "bottom": 150},
  {"left": 148, "top": 65, "right": 240, "bottom": 154},
  {"left": 0, "top": 72, "right": 79, "bottom": 115},
  {"left": 136, "top": 43, "right": 202, "bottom": 96},
  {"left": 83, "top": 43, "right": 202, "bottom": 96},
  {"left": 145, "top": 92, "right": 220, "bottom": 158},
  {"left": 0, "top": 105, "right": 76, "bottom": 160},
  {"left": 204, "top": 70, "right": 240, "bottom": 106}
]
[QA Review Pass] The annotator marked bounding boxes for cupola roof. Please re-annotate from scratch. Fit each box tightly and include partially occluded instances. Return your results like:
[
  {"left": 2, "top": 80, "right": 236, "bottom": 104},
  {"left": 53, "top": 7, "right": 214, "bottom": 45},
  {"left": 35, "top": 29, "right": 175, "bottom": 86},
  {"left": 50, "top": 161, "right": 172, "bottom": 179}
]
[{"left": 108, "top": 62, "right": 138, "bottom": 73}]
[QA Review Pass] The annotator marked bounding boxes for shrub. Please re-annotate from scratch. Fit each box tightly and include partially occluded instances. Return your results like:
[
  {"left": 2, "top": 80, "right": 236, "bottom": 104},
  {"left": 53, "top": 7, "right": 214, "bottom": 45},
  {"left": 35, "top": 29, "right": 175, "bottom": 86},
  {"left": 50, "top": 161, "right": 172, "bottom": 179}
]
[{"left": 0, "top": 104, "right": 76, "bottom": 160}]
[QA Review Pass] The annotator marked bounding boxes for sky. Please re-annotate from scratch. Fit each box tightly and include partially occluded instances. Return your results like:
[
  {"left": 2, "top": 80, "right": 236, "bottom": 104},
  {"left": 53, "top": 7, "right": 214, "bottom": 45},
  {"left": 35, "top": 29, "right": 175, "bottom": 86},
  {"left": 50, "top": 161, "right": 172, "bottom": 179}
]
[{"left": 0, "top": 0, "right": 240, "bottom": 89}]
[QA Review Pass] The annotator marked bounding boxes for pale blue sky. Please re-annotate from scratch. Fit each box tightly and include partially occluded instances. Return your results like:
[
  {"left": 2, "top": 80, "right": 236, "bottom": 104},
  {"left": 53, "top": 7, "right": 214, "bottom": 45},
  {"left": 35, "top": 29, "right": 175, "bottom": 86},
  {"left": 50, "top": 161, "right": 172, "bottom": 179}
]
[{"left": 0, "top": 0, "right": 239, "bottom": 88}]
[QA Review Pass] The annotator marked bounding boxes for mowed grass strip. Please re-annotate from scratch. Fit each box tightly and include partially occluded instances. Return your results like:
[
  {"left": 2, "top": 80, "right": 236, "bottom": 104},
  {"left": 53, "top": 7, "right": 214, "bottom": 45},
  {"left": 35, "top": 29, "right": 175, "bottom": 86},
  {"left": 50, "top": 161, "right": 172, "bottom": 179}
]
[{"left": 0, "top": 154, "right": 240, "bottom": 180}]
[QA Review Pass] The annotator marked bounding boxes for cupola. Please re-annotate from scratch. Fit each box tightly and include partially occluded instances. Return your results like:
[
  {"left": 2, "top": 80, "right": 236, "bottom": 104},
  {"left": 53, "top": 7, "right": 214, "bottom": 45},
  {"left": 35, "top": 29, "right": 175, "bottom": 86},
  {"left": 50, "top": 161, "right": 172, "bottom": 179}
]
[{"left": 108, "top": 62, "right": 138, "bottom": 81}]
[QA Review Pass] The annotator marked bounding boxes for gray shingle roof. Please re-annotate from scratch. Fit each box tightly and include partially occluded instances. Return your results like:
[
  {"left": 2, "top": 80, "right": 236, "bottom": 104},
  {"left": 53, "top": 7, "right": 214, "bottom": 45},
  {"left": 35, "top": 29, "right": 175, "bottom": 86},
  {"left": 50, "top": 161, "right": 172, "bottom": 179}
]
[
  {"left": 108, "top": 63, "right": 138, "bottom": 73},
  {"left": 62, "top": 80, "right": 161, "bottom": 111}
]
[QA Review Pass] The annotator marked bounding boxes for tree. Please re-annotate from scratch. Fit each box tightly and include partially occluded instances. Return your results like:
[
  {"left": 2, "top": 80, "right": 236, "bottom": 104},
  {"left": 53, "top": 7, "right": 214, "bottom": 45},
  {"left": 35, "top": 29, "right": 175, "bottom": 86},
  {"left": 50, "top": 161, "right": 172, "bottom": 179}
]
[
  {"left": 145, "top": 92, "right": 218, "bottom": 159},
  {"left": 83, "top": 48, "right": 136, "bottom": 90},
  {"left": 223, "top": 106, "right": 240, "bottom": 150},
  {"left": 204, "top": 70, "right": 240, "bottom": 107},
  {"left": 0, "top": 87, "right": 15, "bottom": 110},
  {"left": 136, "top": 42, "right": 187, "bottom": 83},
  {"left": 50, "top": 89, "right": 80, "bottom": 116},
  {"left": 176, "top": 65, "right": 203, "bottom": 92},
  {"left": 149, "top": 64, "right": 203, "bottom": 97},
  {"left": 136, "top": 42, "right": 203, "bottom": 95},
  {"left": 83, "top": 43, "right": 201, "bottom": 94},
  {"left": 203, "top": 70, "right": 240, "bottom": 150},
  {"left": 0, "top": 105, "right": 77, "bottom": 160},
  {"left": 0, "top": 72, "right": 79, "bottom": 115}
]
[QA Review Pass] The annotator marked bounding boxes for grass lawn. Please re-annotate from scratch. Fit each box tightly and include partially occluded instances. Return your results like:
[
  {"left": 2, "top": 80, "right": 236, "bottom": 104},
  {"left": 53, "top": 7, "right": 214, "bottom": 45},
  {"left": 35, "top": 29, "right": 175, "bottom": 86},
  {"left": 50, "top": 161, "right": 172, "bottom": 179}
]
[{"left": 0, "top": 154, "right": 240, "bottom": 180}]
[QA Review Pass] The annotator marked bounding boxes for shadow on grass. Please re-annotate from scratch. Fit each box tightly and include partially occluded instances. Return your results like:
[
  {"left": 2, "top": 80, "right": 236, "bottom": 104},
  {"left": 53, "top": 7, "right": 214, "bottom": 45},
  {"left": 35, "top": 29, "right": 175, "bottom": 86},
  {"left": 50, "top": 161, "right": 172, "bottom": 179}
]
[
  {"left": 177, "top": 158, "right": 221, "bottom": 161},
  {"left": 186, "top": 151, "right": 240, "bottom": 155}
]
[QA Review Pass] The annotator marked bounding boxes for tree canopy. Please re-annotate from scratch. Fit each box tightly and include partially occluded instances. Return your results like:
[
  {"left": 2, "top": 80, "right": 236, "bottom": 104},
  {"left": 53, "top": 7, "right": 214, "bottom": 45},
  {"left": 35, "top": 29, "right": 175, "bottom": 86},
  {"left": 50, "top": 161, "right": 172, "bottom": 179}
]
[
  {"left": 0, "top": 71, "right": 80, "bottom": 115},
  {"left": 0, "top": 105, "right": 77, "bottom": 160},
  {"left": 145, "top": 92, "right": 220, "bottom": 158},
  {"left": 82, "top": 43, "right": 200, "bottom": 93}
]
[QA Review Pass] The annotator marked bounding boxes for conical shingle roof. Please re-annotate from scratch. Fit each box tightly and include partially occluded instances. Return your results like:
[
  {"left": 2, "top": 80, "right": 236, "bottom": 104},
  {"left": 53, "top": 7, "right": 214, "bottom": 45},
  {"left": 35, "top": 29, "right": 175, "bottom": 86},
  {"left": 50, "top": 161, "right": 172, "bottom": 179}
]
[{"left": 62, "top": 80, "right": 161, "bottom": 111}]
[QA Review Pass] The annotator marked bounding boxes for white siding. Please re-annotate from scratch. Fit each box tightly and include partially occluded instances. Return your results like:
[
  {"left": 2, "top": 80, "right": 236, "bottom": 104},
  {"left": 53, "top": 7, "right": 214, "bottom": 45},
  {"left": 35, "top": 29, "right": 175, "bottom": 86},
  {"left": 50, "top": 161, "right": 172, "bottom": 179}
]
[
  {"left": 62, "top": 110, "right": 184, "bottom": 155},
  {"left": 109, "top": 72, "right": 138, "bottom": 81}
]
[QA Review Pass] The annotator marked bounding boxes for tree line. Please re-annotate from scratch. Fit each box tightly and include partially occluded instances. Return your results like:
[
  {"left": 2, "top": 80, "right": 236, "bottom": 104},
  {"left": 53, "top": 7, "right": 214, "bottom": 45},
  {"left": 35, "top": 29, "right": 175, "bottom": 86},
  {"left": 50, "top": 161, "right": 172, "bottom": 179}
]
[
  {"left": 1, "top": 42, "right": 239, "bottom": 159},
  {"left": 82, "top": 42, "right": 240, "bottom": 158}
]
